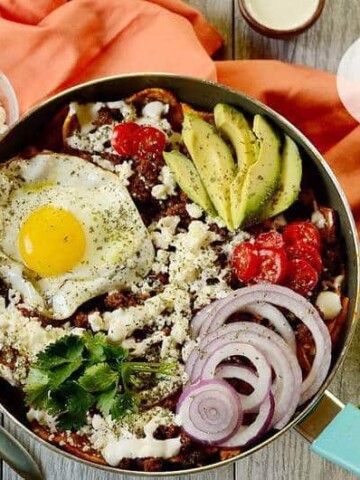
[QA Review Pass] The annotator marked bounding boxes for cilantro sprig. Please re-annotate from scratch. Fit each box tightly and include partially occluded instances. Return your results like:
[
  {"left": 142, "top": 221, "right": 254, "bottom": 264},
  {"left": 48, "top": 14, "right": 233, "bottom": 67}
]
[{"left": 24, "top": 332, "right": 175, "bottom": 430}]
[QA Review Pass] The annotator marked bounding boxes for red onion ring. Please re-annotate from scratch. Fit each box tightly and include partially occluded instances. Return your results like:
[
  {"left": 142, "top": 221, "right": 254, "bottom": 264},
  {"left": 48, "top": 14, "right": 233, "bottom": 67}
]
[
  {"left": 200, "top": 343, "right": 272, "bottom": 413},
  {"left": 188, "top": 322, "right": 302, "bottom": 429},
  {"left": 219, "top": 371, "right": 275, "bottom": 448},
  {"left": 242, "top": 302, "right": 296, "bottom": 352},
  {"left": 216, "top": 364, "right": 270, "bottom": 413},
  {"left": 191, "top": 301, "right": 220, "bottom": 338},
  {"left": 176, "top": 379, "right": 243, "bottom": 445},
  {"left": 194, "top": 285, "right": 331, "bottom": 404}
]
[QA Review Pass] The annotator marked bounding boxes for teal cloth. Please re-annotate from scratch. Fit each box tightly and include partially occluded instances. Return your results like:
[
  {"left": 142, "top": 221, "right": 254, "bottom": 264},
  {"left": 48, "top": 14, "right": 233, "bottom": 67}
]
[{"left": 311, "top": 404, "right": 360, "bottom": 477}]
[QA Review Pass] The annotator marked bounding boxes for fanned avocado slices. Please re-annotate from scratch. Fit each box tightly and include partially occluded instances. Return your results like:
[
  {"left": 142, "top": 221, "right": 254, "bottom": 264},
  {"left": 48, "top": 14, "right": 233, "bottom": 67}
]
[
  {"left": 261, "top": 135, "right": 302, "bottom": 219},
  {"left": 214, "top": 104, "right": 259, "bottom": 229},
  {"left": 165, "top": 106, "right": 301, "bottom": 232},
  {"left": 163, "top": 150, "right": 216, "bottom": 216},
  {"left": 182, "top": 113, "right": 236, "bottom": 229}
]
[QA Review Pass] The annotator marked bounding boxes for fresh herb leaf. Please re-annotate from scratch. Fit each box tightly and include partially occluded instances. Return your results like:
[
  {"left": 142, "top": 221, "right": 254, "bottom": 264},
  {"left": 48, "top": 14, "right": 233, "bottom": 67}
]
[
  {"left": 111, "top": 392, "right": 138, "bottom": 420},
  {"left": 24, "top": 369, "right": 50, "bottom": 408},
  {"left": 96, "top": 387, "right": 117, "bottom": 416},
  {"left": 36, "top": 335, "right": 84, "bottom": 370},
  {"left": 103, "top": 343, "right": 128, "bottom": 364},
  {"left": 78, "top": 363, "right": 118, "bottom": 393},
  {"left": 55, "top": 382, "right": 94, "bottom": 430},
  {"left": 83, "top": 331, "right": 107, "bottom": 364},
  {"left": 49, "top": 360, "right": 83, "bottom": 389}
]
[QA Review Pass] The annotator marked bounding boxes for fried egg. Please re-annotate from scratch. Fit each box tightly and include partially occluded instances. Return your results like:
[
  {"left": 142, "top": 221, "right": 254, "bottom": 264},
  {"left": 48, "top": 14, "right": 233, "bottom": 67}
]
[{"left": 0, "top": 153, "right": 154, "bottom": 319}]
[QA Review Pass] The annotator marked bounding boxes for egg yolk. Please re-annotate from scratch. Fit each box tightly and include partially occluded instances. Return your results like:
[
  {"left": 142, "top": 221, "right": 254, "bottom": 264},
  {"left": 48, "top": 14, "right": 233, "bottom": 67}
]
[{"left": 18, "top": 206, "right": 86, "bottom": 277}]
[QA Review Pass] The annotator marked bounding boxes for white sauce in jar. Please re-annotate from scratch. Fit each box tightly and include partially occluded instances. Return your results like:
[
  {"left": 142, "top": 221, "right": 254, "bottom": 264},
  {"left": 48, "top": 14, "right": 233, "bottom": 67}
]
[{"left": 245, "top": 0, "right": 320, "bottom": 31}]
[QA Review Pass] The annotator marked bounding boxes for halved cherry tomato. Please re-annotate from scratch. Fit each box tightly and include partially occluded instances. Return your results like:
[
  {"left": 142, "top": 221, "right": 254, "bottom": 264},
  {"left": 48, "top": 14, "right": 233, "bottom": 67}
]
[
  {"left": 112, "top": 122, "right": 140, "bottom": 157},
  {"left": 132, "top": 126, "right": 167, "bottom": 161},
  {"left": 286, "top": 259, "right": 318, "bottom": 296},
  {"left": 255, "top": 231, "right": 285, "bottom": 250},
  {"left": 286, "top": 242, "right": 323, "bottom": 272},
  {"left": 283, "top": 222, "right": 321, "bottom": 251},
  {"left": 254, "top": 248, "right": 288, "bottom": 285},
  {"left": 232, "top": 243, "right": 259, "bottom": 283}
]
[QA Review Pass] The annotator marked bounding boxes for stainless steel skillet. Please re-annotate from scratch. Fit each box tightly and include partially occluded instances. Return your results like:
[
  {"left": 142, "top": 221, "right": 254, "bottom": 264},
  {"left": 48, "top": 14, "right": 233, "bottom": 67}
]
[{"left": 0, "top": 73, "right": 359, "bottom": 477}]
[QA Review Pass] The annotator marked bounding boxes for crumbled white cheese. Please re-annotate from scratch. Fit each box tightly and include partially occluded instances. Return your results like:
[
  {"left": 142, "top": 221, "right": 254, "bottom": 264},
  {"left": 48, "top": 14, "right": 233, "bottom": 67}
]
[
  {"left": 0, "top": 298, "right": 66, "bottom": 360},
  {"left": 114, "top": 160, "right": 133, "bottom": 186},
  {"left": 151, "top": 184, "right": 168, "bottom": 200},
  {"left": 150, "top": 215, "right": 180, "bottom": 250},
  {"left": 271, "top": 214, "right": 287, "bottom": 228},
  {"left": 27, "top": 409, "right": 58, "bottom": 433},
  {"left": 67, "top": 124, "right": 115, "bottom": 154},
  {"left": 136, "top": 101, "right": 171, "bottom": 134},
  {"left": 186, "top": 203, "right": 203, "bottom": 219},
  {"left": 316, "top": 291, "right": 342, "bottom": 320},
  {"left": 222, "top": 230, "right": 252, "bottom": 258},
  {"left": 88, "top": 311, "right": 106, "bottom": 332},
  {"left": 151, "top": 166, "right": 177, "bottom": 200},
  {"left": 151, "top": 249, "right": 170, "bottom": 275},
  {"left": 168, "top": 221, "right": 219, "bottom": 285},
  {"left": 311, "top": 210, "right": 326, "bottom": 229}
]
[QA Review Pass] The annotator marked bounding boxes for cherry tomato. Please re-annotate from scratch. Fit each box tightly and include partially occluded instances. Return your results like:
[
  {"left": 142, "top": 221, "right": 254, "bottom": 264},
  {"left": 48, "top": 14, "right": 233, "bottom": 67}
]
[
  {"left": 132, "top": 126, "right": 167, "bottom": 161},
  {"left": 254, "top": 248, "right": 288, "bottom": 285},
  {"left": 255, "top": 231, "right": 285, "bottom": 250},
  {"left": 232, "top": 243, "right": 259, "bottom": 283},
  {"left": 286, "top": 259, "right": 318, "bottom": 296},
  {"left": 112, "top": 122, "right": 140, "bottom": 157},
  {"left": 286, "top": 242, "right": 323, "bottom": 272},
  {"left": 283, "top": 222, "right": 321, "bottom": 251}
]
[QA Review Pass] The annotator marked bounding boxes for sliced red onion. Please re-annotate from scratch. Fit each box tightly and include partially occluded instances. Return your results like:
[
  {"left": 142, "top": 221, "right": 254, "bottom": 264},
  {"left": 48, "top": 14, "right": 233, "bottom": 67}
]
[
  {"left": 200, "top": 343, "right": 271, "bottom": 413},
  {"left": 196, "top": 285, "right": 331, "bottom": 404},
  {"left": 220, "top": 389, "right": 275, "bottom": 448},
  {"left": 191, "top": 302, "right": 219, "bottom": 338},
  {"left": 216, "top": 364, "right": 271, "bottom": 413},
  {"left": 242, "top": 302, "right": 296, "bottom": 352},
  {"left": 176, "top": 379, "right": 243, "bottom": 445},
  {"left": 188, "top": 322, "right": 302, "bottom": 429}
]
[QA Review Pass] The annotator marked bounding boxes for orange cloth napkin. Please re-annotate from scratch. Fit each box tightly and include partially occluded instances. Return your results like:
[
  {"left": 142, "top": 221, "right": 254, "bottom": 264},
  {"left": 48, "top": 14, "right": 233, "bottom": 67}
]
[{"left": 0, "top": 0, "right": 359, "bottom": 227}]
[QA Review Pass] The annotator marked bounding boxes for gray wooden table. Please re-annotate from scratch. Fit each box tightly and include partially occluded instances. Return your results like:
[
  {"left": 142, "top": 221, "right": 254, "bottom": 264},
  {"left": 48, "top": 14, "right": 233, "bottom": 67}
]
[{"left": 1, "top": 0, "right": 360, "bottom": 479}]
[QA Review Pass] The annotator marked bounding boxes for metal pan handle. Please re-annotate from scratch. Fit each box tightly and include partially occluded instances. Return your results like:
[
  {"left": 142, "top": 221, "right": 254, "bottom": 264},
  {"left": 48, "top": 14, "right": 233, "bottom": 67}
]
[
  {"left": 296, "top": 390, "right": 360, "bottom": 476},
  {"left": 0, "top": 425, "right": 43, "bottom": 479}
]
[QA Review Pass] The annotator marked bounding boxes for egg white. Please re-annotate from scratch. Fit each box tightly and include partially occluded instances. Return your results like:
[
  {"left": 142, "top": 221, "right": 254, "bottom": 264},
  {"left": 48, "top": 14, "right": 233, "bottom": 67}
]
[{"left": 0, "top": 153, "right": 154, "bottom": 319}]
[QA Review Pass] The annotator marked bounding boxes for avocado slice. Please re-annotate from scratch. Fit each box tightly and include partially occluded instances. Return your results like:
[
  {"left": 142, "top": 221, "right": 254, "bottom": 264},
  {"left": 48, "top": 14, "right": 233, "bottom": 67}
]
[
  {"left": 182, "top": 113, "right": 236, "bottom": 229},
  {"left": 262, "top": 135, "right": 302, "bottom": 219},
  {"left": 242, "top": 115, "right": 282, "bottom": 224},
  {"left": 214, "top": 104, "right": 259, "bottom": 229},
  {"left": 163, "top": 150, "right": 216, "bottom": 216},
  {"left": 214, "top": 104, "right": 258, "bottom": 168}
]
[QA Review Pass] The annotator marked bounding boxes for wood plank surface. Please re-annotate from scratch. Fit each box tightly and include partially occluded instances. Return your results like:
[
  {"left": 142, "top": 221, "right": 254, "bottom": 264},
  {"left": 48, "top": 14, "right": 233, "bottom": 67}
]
[{"left": 2, "top": 0, "right": 360, "bottom": 479}]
